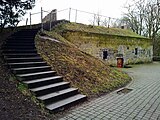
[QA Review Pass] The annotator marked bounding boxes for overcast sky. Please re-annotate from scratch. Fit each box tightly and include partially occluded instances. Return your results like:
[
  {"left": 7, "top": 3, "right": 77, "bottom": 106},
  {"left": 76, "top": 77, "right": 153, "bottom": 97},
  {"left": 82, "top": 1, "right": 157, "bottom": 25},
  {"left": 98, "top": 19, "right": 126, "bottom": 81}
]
[{"left": 19, "top": 0, "right": 130, "bottom": 26}]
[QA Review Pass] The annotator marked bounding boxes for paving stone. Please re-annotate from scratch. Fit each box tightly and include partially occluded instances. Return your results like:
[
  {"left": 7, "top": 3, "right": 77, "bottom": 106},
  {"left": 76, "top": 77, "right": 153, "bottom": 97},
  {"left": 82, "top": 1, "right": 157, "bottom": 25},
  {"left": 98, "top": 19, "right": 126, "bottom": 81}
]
[
  {"left": 59, "top": 118, "right": 67, "bottom": 120},
  {"left": 102, "top": 116, "right": 111, "bottom": 120},
  {"left": 75, "top": 118, "right": 83, "bottom": 120},
  {"left": 59, "top": 63, "right": 160, "bottom": 120}
]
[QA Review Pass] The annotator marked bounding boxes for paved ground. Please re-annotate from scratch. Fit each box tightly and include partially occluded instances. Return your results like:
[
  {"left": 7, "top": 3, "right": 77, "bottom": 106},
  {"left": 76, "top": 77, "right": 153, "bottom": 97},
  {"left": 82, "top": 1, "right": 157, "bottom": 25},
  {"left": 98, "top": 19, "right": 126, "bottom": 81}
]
[{"left": 59, "top": 62, "right": 160, "bottom": 120}]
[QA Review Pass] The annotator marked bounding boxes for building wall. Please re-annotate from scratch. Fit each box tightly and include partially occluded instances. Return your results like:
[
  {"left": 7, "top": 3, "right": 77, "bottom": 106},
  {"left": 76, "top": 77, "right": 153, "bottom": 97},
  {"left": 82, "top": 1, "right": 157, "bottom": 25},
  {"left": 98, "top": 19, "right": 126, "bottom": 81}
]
[
  {"left": 42, "top": 9, "right": 57, "bottom": 23},
  {"left": 62, "top": 31, "right": 153, "bottom": 66}
]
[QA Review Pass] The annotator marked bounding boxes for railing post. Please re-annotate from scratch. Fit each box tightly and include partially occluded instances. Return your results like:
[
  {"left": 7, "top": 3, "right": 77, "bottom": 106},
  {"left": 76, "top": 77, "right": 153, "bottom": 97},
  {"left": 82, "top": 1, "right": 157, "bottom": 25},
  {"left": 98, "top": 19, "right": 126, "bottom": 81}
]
[
  {"left": 30, "top": 12, "right": 31, "bottom": 28},
  {"left": 49, "top": 11, "right": 52, "bottom": 31},
  {"left": 69, "top": 8, "right": 71, "bottom": 21},
  {"left": 26, "top": 18, "right": 28, "bottom": 28},
  {"left": 93, "top": 14, "right": 96, "bottom": 26},
  {"left": 41, "top": 7, "right": 43, "bottom": 32},
  {"left": 75, "top": 9, "right": 77, "bottom": 23},
  {"left": 108, "top": 17, "right": 111, "bottom": 28}
]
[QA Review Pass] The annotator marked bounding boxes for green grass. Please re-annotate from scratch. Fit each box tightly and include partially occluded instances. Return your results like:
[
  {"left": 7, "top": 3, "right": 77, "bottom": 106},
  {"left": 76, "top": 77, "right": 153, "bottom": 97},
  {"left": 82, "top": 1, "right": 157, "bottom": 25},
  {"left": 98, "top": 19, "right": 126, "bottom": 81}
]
[
  {"left": 17, "top": 82, "right": 46, "bottom": 109},
  {"left": 35, "top": 30, "right": 131, "bottom": 97},
  {"left": 54, "top": 22, "right": 147, "bottom": 38},
  {"left": 17, "top": 82, "right": 30, "bottom": 96},
  {"left": 0, "top": 24, "right": 132, "bottom": 98}
]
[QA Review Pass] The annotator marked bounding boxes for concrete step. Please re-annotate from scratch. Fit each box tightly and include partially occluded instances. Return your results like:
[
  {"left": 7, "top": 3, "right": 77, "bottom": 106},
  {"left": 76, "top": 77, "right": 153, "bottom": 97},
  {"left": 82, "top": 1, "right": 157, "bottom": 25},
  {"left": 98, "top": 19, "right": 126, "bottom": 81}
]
[
  {"left": 2, "top": 28, "right": 87, "bottom": 112},
  {"left": 3, "top": 49, "right": 37, "bottom": 54},
  {"left": 8, "top": 61, "right": 47, "bottom": 68},
  {"left": 24, "top": 76, "right": 63, "bottom": 88},
  {"left": 30, "top": 82, "right": 70, "bottom": 96},
  {"left": 15, "top": 29, "right": 39, "bottom": 34},
  {"left": 6, "top": 37, "right": 34, "bottom": 41},
  {"left": 16, "top": 71, "right": 56, "bottom": 80},
  {"left": 6, "top": 57, "right": 42, "bottom": 63},
  {"left": 7, "top": 37, "right": 35, "bottom": 41},
  {"left": 13, "top": 66, "right": 51, "bottom": 74},
  {"left": 4, "top": 53, "right": 40, "bottom": 58},
  {"left": 10, "top": 30, "right": 38, "bottom": 37},
  {"left": 14, "top": 30, "right": 38, "bottom": 33},
  {"left": 3, "top": 45, "right": 35, "bottom": 49},
  {"left": 38, "top": 88, "right": 78, "bottom": 104},
  {"left": 46, "top": 94, "right": 87, "bottom": 111},
  {"left": 5, "top": 42, "right": 35, "bottom": 46},
  {"left": 12, "top": 33, "right": 36, "bottom": 37},
  {"left": 7, "top": 39, "right": 34, "bottom": 43}
]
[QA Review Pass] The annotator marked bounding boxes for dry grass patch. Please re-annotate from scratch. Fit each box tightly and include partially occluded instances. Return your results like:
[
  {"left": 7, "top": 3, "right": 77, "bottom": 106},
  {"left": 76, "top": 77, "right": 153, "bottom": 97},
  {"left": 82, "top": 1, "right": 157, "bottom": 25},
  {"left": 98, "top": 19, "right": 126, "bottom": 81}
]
[{"left": 35, "top": 31, "right": 131, "bottom": 97}]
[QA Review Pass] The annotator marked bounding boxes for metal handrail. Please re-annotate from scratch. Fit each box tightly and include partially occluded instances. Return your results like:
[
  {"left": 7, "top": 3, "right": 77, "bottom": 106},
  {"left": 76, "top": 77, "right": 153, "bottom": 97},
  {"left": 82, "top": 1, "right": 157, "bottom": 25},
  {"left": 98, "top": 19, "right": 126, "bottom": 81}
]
[{"left": 28, "top": 7, "right": 122, "bottom": 31}]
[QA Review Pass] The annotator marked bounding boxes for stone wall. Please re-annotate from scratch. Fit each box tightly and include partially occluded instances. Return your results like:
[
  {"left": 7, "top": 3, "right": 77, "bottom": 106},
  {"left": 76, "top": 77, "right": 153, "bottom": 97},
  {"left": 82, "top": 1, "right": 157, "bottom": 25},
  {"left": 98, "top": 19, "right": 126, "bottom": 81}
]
[
  {"left": 62, "top": 31, "right": 153, "bottom": 66},
  {"left": 42, "top": 9, "right": 57, "bottom": 23}
]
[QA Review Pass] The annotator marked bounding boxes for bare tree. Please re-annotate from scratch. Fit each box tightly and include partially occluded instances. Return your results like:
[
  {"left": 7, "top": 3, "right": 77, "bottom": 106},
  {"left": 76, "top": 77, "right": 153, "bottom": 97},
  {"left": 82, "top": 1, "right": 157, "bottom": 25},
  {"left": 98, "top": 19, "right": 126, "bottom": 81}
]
[
  {"left": 102, "top": 18, "right": 108, "bottom": 27},
  {"left": 122, "top": 0, "right": 146, "bottom": 35},
  {"left": 143, "top": 0, "right": 160, "bottom": 39},
  {"left": 89, "top": 13, "right": 101, "bottom": 26},
  {"left": 95, "top": 12, "right": 101, "bottom": 26},
  {"left": 123, "top": 0, "right": 160, "bottom": 38},
  {"left": 122, "top": 0, "right": 160, "bottom": 57},
  {"left": 89, "top": 11, "right": 102, "bottom": 26}
]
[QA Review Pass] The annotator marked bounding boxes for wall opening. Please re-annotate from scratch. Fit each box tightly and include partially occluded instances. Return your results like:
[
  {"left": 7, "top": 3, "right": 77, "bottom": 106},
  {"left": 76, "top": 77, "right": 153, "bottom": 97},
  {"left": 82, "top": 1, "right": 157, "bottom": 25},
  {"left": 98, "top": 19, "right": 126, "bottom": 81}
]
[
  {"left": 135, "top": 48, "right": 138, "bottom": 55},
  {"left": 103, "top": 50, "right": 108, "bottom": 60}
]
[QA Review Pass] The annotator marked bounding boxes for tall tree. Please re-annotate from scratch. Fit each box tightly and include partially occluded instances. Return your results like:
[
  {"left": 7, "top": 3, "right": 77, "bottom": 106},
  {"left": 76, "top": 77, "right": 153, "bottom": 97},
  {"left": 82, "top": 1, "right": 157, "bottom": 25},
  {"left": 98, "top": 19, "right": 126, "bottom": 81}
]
[
  {"left": 123, "top": 0, "right": 160, "bottom": 38},
  {"left": 0, "top": 0, "right": 35, "bottom": 31},
  {"left": 122, "top": 0, "right": 160, "bottom": 57}
]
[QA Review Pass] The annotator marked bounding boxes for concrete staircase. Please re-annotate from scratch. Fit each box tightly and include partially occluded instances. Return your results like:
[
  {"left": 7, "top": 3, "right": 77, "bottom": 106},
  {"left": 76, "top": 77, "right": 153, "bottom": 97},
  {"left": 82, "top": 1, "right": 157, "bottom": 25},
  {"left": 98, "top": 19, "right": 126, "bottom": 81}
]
[{"left": 2, "top": 29, "right": 86, "bottom": 112}]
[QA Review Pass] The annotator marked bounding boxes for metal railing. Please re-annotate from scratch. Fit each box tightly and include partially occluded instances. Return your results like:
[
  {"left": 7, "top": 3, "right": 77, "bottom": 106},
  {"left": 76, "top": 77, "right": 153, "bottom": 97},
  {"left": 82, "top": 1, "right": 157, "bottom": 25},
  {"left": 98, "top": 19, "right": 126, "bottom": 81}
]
[
  {"left": 28, "top": 7, "right": 124, "bottom": 31},
  {"left": 69, "top": 8, "right": 121, "bottom": 27}
]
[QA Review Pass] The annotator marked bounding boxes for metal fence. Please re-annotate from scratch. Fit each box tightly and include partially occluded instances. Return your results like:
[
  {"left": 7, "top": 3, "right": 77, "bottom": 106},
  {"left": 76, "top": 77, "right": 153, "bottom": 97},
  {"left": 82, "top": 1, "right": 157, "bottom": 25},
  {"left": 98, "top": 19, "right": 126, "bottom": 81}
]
[
  {"left": 68, "top": 8, "right": 122, "bottom": 27},
  {"left": 27, "top": 7, "right": 123, "bottom": 31}
]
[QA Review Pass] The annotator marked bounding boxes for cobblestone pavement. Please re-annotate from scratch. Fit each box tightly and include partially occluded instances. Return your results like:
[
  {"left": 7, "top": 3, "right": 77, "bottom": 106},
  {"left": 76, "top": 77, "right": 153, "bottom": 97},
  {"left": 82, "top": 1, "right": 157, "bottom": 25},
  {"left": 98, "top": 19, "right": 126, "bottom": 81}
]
[{"left": 59, "top": 62, "right": 160, "bottom": 120}]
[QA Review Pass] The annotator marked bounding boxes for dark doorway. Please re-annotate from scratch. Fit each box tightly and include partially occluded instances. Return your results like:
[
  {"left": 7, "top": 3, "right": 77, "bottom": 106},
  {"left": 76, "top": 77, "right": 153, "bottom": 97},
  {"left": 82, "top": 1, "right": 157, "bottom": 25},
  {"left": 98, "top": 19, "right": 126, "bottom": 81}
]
[
  {"left": 103, "top": 50, "right": 108, "bottom": 60},
  {"left": 135, "top": 48, "right": 138, "bottom": 55}
]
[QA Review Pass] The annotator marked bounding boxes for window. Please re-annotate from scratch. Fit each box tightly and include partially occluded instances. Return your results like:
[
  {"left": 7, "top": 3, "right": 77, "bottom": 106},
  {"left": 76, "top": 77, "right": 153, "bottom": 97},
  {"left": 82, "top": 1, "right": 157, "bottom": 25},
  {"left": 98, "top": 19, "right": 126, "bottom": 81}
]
[
  {"left": 103, "top": 50, "right": 108, "bottom": 60},
  {"left": 135, "top": 48, "right": 138, "bottom": 55}
]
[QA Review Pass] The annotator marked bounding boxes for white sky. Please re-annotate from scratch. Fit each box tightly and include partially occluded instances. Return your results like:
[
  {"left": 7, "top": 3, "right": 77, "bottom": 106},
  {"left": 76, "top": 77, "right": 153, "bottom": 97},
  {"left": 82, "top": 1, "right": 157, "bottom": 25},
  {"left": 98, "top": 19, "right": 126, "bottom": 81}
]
[{"left": 18, "top": 0, "right": 130, "bottom": 26}]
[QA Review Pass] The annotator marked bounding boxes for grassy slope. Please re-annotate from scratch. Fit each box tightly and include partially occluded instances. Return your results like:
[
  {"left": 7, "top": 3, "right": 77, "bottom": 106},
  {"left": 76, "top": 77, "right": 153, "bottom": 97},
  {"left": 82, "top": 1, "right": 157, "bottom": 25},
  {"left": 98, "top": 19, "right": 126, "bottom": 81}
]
[
  {"left": 36, "top": 31, "right": 131, "bottom": 97},
  {"left": 54, "top": 22, "right": 146, "bottom": 38}
]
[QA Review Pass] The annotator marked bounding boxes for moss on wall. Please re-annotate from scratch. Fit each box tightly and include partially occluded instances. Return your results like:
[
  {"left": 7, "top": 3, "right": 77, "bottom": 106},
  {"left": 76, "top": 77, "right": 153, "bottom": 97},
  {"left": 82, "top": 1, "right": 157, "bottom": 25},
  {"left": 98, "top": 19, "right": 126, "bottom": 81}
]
[
  {"left": 62, "top": 31, "right": 153, "bottom": 65},
  {"left": 35, "top": 33, "right": 131, "bottom": 97}
]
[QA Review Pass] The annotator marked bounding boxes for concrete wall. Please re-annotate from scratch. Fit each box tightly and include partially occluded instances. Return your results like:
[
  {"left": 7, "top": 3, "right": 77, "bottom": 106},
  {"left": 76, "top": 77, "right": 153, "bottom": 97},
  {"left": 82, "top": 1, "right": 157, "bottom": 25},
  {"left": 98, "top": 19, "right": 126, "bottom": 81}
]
[
  {"left": 42, "top": 9, "right": 57, "bottom": 23},
  {"left": 62, "top": 31, "right": 153, "bottom": 66}
]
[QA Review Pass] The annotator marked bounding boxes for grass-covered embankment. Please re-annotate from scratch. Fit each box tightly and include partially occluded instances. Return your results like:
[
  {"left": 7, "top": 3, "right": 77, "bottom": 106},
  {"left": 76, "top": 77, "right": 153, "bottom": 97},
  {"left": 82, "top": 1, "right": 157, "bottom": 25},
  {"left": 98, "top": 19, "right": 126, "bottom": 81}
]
[
  {"left": 35, "top": 29, "right": 131, "bottom": 97},
  {"left": 54, "top": 22, "right": 146, "bottom": 38}
]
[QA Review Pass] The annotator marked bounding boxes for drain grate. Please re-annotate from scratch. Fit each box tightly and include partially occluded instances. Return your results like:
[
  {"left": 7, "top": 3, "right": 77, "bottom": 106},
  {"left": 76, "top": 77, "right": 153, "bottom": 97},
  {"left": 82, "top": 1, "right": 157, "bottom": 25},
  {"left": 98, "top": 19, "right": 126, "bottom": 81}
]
[{"left": 117, "top": 88, "right": 133, "bottom": 95}]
